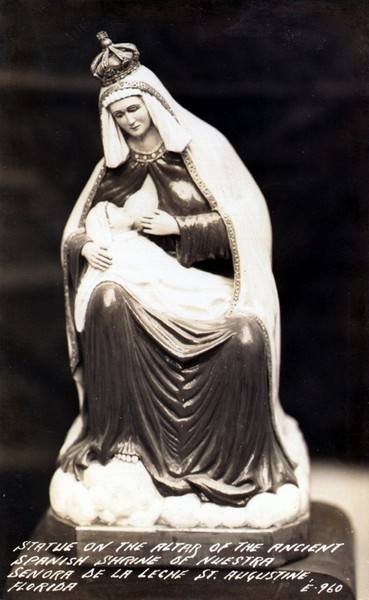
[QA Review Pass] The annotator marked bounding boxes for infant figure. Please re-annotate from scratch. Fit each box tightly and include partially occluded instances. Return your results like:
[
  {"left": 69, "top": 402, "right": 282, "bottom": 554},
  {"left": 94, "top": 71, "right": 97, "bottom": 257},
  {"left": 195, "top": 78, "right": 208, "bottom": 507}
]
[{"left": 74, "top": 183, "right": 234, "bottom": 333}]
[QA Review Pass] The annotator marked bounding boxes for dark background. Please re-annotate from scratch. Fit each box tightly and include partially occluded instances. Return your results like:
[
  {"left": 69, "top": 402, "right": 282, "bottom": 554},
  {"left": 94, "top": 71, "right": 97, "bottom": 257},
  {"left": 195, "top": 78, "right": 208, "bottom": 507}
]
[{"left": 1, "top": 0, "right": 368, "bottom": 594}]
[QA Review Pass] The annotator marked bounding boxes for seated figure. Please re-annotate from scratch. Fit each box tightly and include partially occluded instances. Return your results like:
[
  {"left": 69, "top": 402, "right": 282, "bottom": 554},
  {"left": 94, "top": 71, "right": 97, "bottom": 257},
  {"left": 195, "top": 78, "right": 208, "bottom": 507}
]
[{"left": 51, "top": 32, "right": 309, "bottom": 529}]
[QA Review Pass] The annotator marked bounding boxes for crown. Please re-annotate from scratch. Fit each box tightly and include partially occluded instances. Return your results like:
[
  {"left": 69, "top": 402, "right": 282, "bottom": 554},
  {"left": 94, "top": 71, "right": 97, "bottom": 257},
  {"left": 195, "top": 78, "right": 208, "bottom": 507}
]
[{"left": 90, "top": 31, "right": 140, "bottom": 87}]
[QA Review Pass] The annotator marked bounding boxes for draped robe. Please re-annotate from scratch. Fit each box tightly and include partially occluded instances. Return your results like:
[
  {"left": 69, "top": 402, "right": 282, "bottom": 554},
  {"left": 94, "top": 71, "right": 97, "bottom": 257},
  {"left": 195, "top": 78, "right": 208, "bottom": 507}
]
[{"left": 60, "top": 147, "right": 296, "bottom": 506}]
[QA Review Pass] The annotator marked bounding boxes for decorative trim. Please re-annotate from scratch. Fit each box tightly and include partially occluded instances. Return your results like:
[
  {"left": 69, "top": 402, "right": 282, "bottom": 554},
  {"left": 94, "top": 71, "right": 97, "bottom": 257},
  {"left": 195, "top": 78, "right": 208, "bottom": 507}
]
[
  {"left": 62, "top": 164, "right": 106, "bottom": 371},
  {"left": 62, "top": 235, "right": 80, "bottom": 371},
  {"left": 100, "top": 82, "right": 175, "bottom": 116},
  {"left": 79, "top": 163, "right": 106, "bottom": 227},
  {"left": 181, "top": 148, "right": 241, "bottom": 312},
  {"left": 131, "top": 143, "right": 166, "bottom": 163}
]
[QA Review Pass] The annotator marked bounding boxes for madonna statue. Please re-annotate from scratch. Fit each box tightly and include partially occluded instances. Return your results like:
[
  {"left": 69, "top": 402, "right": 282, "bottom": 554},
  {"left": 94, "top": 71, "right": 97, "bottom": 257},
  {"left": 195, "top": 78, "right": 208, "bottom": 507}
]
[{"left": 50, "top": 32, "right": 309, "bottom": 529}]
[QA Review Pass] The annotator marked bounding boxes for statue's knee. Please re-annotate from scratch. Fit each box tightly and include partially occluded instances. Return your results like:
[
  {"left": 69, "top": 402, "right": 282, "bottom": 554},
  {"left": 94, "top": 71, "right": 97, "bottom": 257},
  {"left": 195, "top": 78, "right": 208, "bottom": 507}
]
[
  {"left": 89, "top": 283, "right": 125, "bottom": 319},
  {"left": 232, "top": 318, "right": 264, "bottom": 358}
]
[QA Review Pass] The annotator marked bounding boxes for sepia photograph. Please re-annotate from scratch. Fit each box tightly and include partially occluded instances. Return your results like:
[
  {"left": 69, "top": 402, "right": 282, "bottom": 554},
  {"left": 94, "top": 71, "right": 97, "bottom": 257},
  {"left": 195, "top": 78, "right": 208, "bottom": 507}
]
[{"left": 1, "top": 1, "right": 368, "bottom": 598}]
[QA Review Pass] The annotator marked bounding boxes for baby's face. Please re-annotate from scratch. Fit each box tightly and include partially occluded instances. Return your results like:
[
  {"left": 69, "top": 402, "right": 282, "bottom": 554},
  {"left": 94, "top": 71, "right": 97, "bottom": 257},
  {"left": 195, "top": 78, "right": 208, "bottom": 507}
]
[{"left": 107, "top": 204, "right": 134, "bottom": 231}]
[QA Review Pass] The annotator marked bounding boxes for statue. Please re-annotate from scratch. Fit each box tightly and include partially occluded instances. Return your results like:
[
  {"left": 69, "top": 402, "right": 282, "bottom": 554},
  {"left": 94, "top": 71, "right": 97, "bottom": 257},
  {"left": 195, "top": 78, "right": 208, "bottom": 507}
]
[{"left": 50, "top": 32, "right": 309, "bottom": 530}]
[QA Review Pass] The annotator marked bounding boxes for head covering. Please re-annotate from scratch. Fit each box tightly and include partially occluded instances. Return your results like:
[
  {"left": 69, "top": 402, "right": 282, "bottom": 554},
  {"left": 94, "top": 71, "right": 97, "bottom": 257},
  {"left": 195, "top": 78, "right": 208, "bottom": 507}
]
[
  {"left": 62, "top": 36, "right": 294, "bottom": 462},
  {"left": 100, "top": 85, "right": 192, "bottom": 168}
]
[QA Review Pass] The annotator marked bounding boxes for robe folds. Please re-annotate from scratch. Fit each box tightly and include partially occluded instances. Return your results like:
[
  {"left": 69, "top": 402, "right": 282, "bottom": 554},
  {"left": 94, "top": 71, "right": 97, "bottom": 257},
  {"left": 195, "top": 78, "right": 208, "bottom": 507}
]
[{"left": 60, "top": 149, "right": 296, "bottom": 506}]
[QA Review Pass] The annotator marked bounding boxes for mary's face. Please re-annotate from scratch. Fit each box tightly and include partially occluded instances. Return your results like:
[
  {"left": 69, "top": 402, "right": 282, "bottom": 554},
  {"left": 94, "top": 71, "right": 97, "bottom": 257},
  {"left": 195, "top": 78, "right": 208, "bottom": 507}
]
[{"left": 109, "top": 96, "right": 152, "bottom": 139}]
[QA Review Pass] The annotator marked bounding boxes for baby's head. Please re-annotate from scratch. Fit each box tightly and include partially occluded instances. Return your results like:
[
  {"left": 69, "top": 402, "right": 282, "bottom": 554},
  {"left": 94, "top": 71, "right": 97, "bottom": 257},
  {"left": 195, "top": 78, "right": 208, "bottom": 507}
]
[
  {"left": 106, "top": 202, "right": 134, "bottom": 231},
  {"left": 106, "top": 187, "right": 157, "bottom": 233}
]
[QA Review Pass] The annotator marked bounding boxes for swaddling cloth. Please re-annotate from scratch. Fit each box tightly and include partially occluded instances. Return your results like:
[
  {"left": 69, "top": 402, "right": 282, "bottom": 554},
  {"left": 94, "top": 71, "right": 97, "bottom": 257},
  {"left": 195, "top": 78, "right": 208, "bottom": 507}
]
[{"left": 74, "top": 202, "right": 233, "bottom": 332}]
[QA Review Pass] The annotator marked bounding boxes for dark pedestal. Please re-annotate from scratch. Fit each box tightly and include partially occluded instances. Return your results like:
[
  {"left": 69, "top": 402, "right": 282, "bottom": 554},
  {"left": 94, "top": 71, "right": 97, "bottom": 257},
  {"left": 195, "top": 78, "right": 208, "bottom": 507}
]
[{"left": 5, "top": 502, "right": 355, "bottom": 599}]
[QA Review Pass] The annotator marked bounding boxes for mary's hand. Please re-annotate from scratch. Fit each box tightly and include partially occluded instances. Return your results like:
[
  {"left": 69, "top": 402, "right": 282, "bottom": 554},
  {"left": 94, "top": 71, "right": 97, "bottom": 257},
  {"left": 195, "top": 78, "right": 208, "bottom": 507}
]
[
  {"left": 141, "top": 210, "right": 180, "bottom": 236},
  {"left": 81, "top": 242, "right": 113, "bottom": 271}
]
